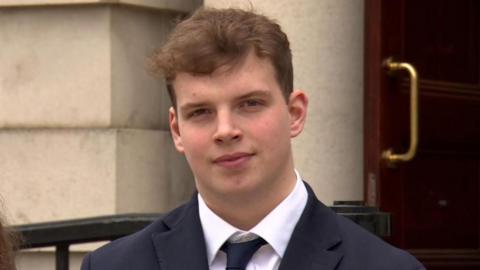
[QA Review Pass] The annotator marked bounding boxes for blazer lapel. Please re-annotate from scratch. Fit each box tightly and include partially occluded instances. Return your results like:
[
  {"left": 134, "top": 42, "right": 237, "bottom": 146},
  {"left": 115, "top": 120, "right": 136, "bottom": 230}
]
[
  {"left": 151, "top": 196, "right": 209, "bottom": 270},
  {"left": 150, "top": 183, "right": 344, "bottom": 270},
  {"left": 279, "top": 183, "right": 344, "bottom": 270}
]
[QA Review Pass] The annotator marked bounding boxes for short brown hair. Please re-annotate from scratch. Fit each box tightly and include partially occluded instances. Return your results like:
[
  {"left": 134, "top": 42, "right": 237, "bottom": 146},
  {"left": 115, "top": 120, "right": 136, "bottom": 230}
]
[
  {"left": 151, "top": 7, "right": 293, "bottom": 106},
  {"left": 0, "top": 217, "right": 16, "bottom": 270}
]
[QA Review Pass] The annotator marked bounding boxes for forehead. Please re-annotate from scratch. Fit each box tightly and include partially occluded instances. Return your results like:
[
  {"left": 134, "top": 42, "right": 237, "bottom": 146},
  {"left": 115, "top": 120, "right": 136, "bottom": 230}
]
[{"left": 172, "top": 53, "right": 280, "bottom": 103}]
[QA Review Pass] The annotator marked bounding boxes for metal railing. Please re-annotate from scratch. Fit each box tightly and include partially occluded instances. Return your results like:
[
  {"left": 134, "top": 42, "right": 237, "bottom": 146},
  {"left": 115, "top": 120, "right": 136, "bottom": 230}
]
[
  {"left": 13, "top": 205, "right": 389, "bottom": 270},
  {"left": 14, "top": 214, "right": 161, "bottom": 270}
]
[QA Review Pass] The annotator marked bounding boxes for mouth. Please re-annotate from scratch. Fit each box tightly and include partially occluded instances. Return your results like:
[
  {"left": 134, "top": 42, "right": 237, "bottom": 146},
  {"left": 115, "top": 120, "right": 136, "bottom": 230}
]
[{"left": 213, "top": 152, "right": 254, "bottom": 168}]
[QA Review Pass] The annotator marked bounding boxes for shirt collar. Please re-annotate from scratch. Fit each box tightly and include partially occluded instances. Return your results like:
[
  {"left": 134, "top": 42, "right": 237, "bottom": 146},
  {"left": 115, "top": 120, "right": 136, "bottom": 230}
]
[
  {"left": 198, "top": 170, "right": 308, "bottom": 264},
  {"left": 250, "top": 171, "right": 308, "bottom": 257},
  {"left": 198, "top": 193, "right": 238, "bottom": 264}
]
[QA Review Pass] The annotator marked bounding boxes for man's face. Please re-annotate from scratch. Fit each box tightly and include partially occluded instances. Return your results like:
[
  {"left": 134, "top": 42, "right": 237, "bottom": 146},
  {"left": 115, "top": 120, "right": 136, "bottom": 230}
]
[{"left": 169, "top": 52, "right": 307, "bottom": 205}]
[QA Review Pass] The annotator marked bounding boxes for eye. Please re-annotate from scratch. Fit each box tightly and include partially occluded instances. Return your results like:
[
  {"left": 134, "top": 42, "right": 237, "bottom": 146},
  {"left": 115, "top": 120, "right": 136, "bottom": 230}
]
[
  {"left": 240, "top": 99, "right": 264, "bottom": 109},
  {"left": 187, "top": 108, "right": 212, "bottom": 119}
]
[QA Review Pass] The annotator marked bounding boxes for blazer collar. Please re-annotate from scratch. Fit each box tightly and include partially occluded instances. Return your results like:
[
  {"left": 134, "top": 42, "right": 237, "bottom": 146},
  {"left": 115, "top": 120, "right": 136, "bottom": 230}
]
[
  {"left": 279, "top": 182, "right": 344, "bottom": 270},
  {"left": 150, "top": 182, "right": 343, "bottom": 270},
  {"left": 151, "top": 195, "right": 209, "bottom": 270}
]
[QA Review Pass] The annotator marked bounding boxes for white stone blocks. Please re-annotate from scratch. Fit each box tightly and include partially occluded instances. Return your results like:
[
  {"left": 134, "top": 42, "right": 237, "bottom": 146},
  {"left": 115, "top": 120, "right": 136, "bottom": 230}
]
[
  {"left": 0, "top": 128, "right": 193, "bottom": 225},
  {"left": 0, "top": 4, "right": 178, "bottom": 129}
]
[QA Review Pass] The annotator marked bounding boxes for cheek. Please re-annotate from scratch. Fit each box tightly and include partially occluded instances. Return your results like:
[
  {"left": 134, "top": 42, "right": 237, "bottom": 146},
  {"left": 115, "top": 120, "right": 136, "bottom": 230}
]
[
  {"left": 180, "top": 128, "right": 210, "bottom": 158},
  {"left": 250, "top": 116, "right": 291, "bottom": 145}
]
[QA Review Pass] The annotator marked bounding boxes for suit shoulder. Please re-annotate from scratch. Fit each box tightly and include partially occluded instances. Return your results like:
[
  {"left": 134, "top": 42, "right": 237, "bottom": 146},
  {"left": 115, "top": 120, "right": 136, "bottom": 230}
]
[
  {"left": 334, "top": 213, "right": 424, "bottom": 269},
  {"left": 82, "top": 203, "right": 192, "bottom": 270}
]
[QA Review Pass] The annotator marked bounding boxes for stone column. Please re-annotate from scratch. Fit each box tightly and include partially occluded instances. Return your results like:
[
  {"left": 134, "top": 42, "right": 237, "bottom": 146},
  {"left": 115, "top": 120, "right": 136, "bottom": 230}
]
[
  {"left": 204, "top": 0, "right": 365, "bottom": 205},
  {"left": 0, "top": 1, "right": 200, "bottom": 269}
]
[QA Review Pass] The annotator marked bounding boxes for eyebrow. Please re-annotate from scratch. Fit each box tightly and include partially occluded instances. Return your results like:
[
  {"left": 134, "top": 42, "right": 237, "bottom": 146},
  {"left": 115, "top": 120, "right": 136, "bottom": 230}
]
[{"left": 236, "top": 89, "right": 272, "bottom": 100}]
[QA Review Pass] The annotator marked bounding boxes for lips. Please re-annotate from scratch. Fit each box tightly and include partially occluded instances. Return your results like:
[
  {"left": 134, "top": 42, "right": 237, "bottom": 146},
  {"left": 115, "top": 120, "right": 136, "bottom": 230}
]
[{"left": 213, "top": 152, "right": 254, "bottom": 168}]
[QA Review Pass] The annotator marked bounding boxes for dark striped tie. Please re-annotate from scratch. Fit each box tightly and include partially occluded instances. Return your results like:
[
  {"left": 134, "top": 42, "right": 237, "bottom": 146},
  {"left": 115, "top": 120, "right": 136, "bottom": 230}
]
[{"left": 221, "top": 237, "right": 267, "bottom": 270}]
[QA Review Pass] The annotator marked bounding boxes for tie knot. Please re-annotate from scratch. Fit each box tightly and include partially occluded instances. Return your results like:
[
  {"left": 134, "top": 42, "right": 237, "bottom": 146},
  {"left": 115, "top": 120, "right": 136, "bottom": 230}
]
[{"left": 221, "top": 237, "right": 267, "bottom": 270}]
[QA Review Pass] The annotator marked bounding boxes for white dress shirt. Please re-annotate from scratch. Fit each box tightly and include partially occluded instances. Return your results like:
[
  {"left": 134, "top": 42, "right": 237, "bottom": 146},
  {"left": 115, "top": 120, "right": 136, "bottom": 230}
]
[{"left": 198, "top": 171, "right": 308, "bottom": 270}]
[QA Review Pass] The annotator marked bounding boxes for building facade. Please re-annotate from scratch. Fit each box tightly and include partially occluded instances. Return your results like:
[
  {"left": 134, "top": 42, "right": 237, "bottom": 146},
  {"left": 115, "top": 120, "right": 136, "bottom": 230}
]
[{"left": 0, "top": 1, "right": 364, "bottom": 269}]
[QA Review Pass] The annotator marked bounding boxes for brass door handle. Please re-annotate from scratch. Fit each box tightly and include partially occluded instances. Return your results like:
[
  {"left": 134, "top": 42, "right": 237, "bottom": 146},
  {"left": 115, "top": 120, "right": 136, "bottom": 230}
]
[{"left": 382, "top": 58, "right": 419, "bottom": 164}]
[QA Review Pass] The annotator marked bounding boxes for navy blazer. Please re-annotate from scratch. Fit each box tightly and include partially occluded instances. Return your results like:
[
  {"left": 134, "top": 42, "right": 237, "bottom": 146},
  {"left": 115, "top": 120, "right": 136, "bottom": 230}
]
[{"left": 81, "top": 184, "right": 425, "bottom": 270}]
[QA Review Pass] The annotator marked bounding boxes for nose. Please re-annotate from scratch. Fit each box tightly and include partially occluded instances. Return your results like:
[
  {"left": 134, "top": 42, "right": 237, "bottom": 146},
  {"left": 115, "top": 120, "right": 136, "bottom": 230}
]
[{"left": 213, "top": 110, "right": 242, "bottom": 144}]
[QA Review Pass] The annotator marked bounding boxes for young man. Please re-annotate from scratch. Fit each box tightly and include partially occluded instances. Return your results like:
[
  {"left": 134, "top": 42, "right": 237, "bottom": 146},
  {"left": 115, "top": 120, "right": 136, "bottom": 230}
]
[{"left": 81, "top": 7, "right": 425, "bottom": 270}]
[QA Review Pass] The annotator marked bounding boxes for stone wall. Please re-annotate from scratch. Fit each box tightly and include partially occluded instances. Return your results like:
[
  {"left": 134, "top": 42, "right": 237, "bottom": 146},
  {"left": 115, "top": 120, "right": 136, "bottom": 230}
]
[{"left": 0, "top": 1, "right": 200, "bottom": 269}]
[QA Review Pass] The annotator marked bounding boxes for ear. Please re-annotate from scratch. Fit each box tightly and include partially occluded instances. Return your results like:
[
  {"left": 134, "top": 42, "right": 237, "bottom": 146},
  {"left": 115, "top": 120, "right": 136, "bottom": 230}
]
[
  {"left": 169, "top": 107, "right": 185, "bottom": 153},
  {"left": 288, "top": 89, "right": 308, "bottom": 138}
]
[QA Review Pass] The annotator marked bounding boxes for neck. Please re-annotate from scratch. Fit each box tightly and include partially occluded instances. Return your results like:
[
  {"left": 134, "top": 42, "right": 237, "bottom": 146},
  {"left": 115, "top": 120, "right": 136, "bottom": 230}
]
[{"left": 202, "top": 170, "right": 297, "bottom": 231}]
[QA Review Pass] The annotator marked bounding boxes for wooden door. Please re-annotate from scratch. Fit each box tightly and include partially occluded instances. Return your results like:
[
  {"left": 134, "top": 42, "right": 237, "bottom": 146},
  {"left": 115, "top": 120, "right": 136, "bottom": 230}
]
[{"left": 364, "top": 1, "right": 480, "bottom": 269}]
